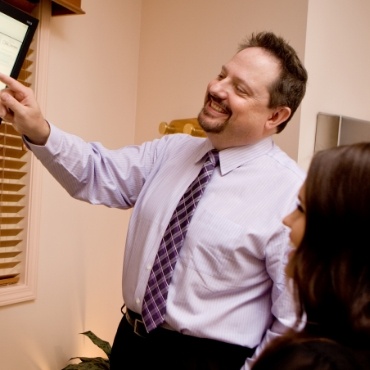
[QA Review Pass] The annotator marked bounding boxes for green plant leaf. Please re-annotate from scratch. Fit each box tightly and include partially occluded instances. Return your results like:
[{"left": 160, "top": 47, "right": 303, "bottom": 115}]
[
  {"left": 70, "top": 356, "right": 109, "bottom": 362},
  {"left": 61, "top": 331, "right": 111, "bottom": 369},
  {"left": 62, "top": 358, "right": 109, "bottom": 369},
  {"left": 80, "top": 331, "right": 112, "bottom": 358},
  {"left": 62, "top": 357, "right": 109, "bottom": 369}
]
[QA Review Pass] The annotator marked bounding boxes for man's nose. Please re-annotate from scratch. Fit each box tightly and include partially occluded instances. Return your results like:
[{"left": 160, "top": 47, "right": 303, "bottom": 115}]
[{"left": 208, "top": 79, "right": 229, "bottom": 99}]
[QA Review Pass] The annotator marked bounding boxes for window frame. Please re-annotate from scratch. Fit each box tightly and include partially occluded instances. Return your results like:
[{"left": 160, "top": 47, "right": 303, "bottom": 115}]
[{"left": 0, "top": 0, "right": 49, "bottom": 306}]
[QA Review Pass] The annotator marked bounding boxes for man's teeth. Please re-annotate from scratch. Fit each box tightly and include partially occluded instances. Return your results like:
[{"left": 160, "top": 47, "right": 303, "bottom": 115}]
[{"left": 210, "top": 101, "right": 226, "bottom": 113}]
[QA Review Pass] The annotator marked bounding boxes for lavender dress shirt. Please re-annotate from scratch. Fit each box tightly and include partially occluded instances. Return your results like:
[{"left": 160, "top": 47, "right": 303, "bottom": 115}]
[{"left": 27, "top": 124, "right": 305, "bottom": 369}]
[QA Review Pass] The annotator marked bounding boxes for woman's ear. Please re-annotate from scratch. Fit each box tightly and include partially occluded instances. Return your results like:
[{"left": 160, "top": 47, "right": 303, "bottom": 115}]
[{"left": 266, "top": 107, "right": 291, "bottom": 130}]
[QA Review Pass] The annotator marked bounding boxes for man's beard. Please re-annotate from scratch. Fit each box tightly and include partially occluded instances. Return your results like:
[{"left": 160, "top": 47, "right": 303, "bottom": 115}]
[{"left": 197, "top": 108, "right": 229, "bottom": 134}]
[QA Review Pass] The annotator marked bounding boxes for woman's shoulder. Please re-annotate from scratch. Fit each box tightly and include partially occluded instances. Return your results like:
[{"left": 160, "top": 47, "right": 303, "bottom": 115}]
[{"left": 252, "top": 337, "right": 370, "bottom": 370}]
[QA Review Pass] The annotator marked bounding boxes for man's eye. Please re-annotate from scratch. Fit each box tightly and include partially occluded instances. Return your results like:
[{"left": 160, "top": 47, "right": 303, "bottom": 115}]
[{"left": 235, "top": 85, "right": 245, "bottom": 94}]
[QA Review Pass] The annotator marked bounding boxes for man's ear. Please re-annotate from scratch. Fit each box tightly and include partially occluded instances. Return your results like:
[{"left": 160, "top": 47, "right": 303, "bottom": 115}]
[{"left": 266, "top": 107, "right": 291, "bottom": 130}]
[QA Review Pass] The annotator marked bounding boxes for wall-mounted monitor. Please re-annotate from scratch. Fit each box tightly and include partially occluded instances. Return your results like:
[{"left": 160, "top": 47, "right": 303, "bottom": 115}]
[{"left": 0, "top": 0, "right": 39, "bottom": 90}]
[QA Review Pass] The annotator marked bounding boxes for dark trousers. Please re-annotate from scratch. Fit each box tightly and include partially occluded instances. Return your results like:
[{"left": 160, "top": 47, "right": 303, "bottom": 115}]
[{"left": 110, "top": 311, "right": 254, "bottom": 370}]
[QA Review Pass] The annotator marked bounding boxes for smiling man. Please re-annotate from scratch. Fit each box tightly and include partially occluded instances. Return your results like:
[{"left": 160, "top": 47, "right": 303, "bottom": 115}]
[{"left": 0, "top": 31, "right": 307, "bottom": 370}]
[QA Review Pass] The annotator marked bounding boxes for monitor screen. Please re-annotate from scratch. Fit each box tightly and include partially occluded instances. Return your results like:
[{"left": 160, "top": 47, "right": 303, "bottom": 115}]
[{"left": 0, "top": 0, "right": 39, "bottom": 90}]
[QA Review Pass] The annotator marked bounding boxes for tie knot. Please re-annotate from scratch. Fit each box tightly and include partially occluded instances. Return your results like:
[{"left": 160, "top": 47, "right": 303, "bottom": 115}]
[{"left": 206, "top": 149, "right": 220, "bottom": 167}]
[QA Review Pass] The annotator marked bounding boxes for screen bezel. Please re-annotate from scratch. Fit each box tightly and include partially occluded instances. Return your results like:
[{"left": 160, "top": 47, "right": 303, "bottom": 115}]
[{"left": 0, "top": 0, "right": 39, "bottom": 81}]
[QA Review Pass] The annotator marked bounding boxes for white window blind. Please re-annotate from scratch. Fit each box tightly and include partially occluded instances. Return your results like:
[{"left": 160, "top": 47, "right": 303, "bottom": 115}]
[
  {"left": 0, "top": 43, "right": 34, "bottom": 291},
  {"left": 0, "top": 0, "right": 85, "bottom": 306},
  {"left": 0, "top": 123, "right": 29, "bottom": 286}
]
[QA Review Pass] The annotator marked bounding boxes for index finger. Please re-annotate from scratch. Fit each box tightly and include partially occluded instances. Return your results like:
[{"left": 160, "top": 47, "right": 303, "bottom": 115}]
[{"left": 0, "top": 72, "right": 26, "bottom": 93}]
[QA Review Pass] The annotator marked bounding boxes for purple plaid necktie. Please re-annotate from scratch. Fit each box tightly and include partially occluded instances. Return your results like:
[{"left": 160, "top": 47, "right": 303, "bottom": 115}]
[{"left": 142, "top": 149, "right": 220, "bottom": 332}]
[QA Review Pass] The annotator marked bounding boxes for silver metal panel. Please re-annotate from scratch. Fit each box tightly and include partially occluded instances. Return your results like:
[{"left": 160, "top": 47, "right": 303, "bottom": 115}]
[
  {"left": 339, "top": 116, "right": 370, "bottom": 145},
  {"left": 314, "top": 112, "right": 370, "bottom": 152},
  {"left": 314, "top": 113, "right": 340, "bottom": 153}
]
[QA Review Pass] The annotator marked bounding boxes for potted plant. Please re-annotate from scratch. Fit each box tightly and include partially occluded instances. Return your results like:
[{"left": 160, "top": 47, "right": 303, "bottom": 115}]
[{"left": 61, "top": 331, "right": 111, "bottom": 369}]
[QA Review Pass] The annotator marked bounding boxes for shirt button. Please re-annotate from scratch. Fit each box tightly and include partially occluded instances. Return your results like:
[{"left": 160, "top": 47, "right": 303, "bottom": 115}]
[
  {"left": 146, "top": 264, "right": 151, "bottom": 270},
  {"left": 136, "top": 298, "right": 140, "bottom": 304}
]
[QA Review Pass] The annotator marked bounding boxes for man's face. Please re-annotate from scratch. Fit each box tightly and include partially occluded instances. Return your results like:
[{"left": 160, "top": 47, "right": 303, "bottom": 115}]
[{"left": 198, "top": 47, "right": 282, "bottom": 149}]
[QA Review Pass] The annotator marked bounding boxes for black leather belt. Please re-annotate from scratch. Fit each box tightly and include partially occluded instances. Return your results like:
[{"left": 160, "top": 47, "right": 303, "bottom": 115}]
[
  {"left": 125, "top": 309, "right": 175, "bottom": 338},
  {"left": 125, "top": 309, "right": 148, "bottom": 337}
]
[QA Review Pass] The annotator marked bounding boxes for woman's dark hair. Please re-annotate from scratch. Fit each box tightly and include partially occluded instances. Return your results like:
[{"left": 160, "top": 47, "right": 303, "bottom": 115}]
[
  {"left": 252, "top": 337, "right": 365, "bottom": 370},
  {"left": 288, "top": 142, "right": 370, "bottom": 343},
  {"left": 238, "top": 32, "right": 308, "bottom": 133}
]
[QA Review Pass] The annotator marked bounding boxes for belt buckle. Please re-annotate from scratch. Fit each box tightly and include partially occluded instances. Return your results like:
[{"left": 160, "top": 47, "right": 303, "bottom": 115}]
[{"left": 133, "top": 317, "right": 147, "bottom": 338}]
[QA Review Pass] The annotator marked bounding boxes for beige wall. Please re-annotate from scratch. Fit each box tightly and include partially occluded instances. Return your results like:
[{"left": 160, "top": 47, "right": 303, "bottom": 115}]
[
  {"left": 0, "top": 0, "right": 369, "bottom": 369},
  {"left": 299, "top": 0, "right": 370, "bottom": 169},
  {"left": 136, "top": 0, "right": 308, "bottom": 160}
]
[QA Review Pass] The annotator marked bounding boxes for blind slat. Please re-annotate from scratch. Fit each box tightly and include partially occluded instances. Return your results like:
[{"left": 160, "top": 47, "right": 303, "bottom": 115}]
[
  {"left": 0, "top": 171, "right": 26, "bottom": 180},
  {"left": 0, "top": 148, "right": 27, "bottom": 159},
  {"left": 0, "top": 217, "right": 24, "bottom": 224},
  {"left": 0, "top": 229, "right": 22, "bottom": 237},
  {"left": 0, "top": 252, "right": 21, "bottom": 258},
  {"left": 0, "top": 194, "right": 24, "bottom": 202},
  {"left": 0, "top": 261, "right": 20, "bottom": 269},
  {"left": 0, "top": 240, "right": 22, "bottom": 248},
  {"left": 0, "top": 123, "right": 21, "bottom": 136},
  {"left": 0, "top": 274, "right": 20, "bottom": 286},
  {"left": 0, "top": 134, "right": 24, "bottom": 147},
  {"left": 0, "top": 184, "right": 24, "bottom": 192},
  {"left": 0, "top": 205, "right": 24, "bottom": 212},
  {"left": 0, "top": 159, "right": 27, "bottom": 170}
]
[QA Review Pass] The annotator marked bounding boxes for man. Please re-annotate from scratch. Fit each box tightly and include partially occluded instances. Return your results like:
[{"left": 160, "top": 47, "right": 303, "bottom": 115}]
[{"left": 0, "top": 31, "right": 307, "bottom": 370}]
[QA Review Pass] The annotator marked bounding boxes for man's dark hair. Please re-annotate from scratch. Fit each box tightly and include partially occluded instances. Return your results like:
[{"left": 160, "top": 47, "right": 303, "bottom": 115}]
[{"left": 238, "top": 31, "right": 308, "bottom": 133}]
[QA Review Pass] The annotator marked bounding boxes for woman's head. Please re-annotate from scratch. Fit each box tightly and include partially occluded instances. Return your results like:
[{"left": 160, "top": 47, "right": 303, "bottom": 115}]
[{"left": 284, "top": 142, "right": 370, "bottom": 338}]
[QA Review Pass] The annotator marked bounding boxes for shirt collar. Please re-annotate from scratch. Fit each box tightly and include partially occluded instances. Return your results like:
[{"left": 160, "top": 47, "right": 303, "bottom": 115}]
[
  {"left": 218, "top": 137, "right": 274, "bottom": 175},
  {"left": 194, "top": 137, "right": 274, "bottom": 175}
]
